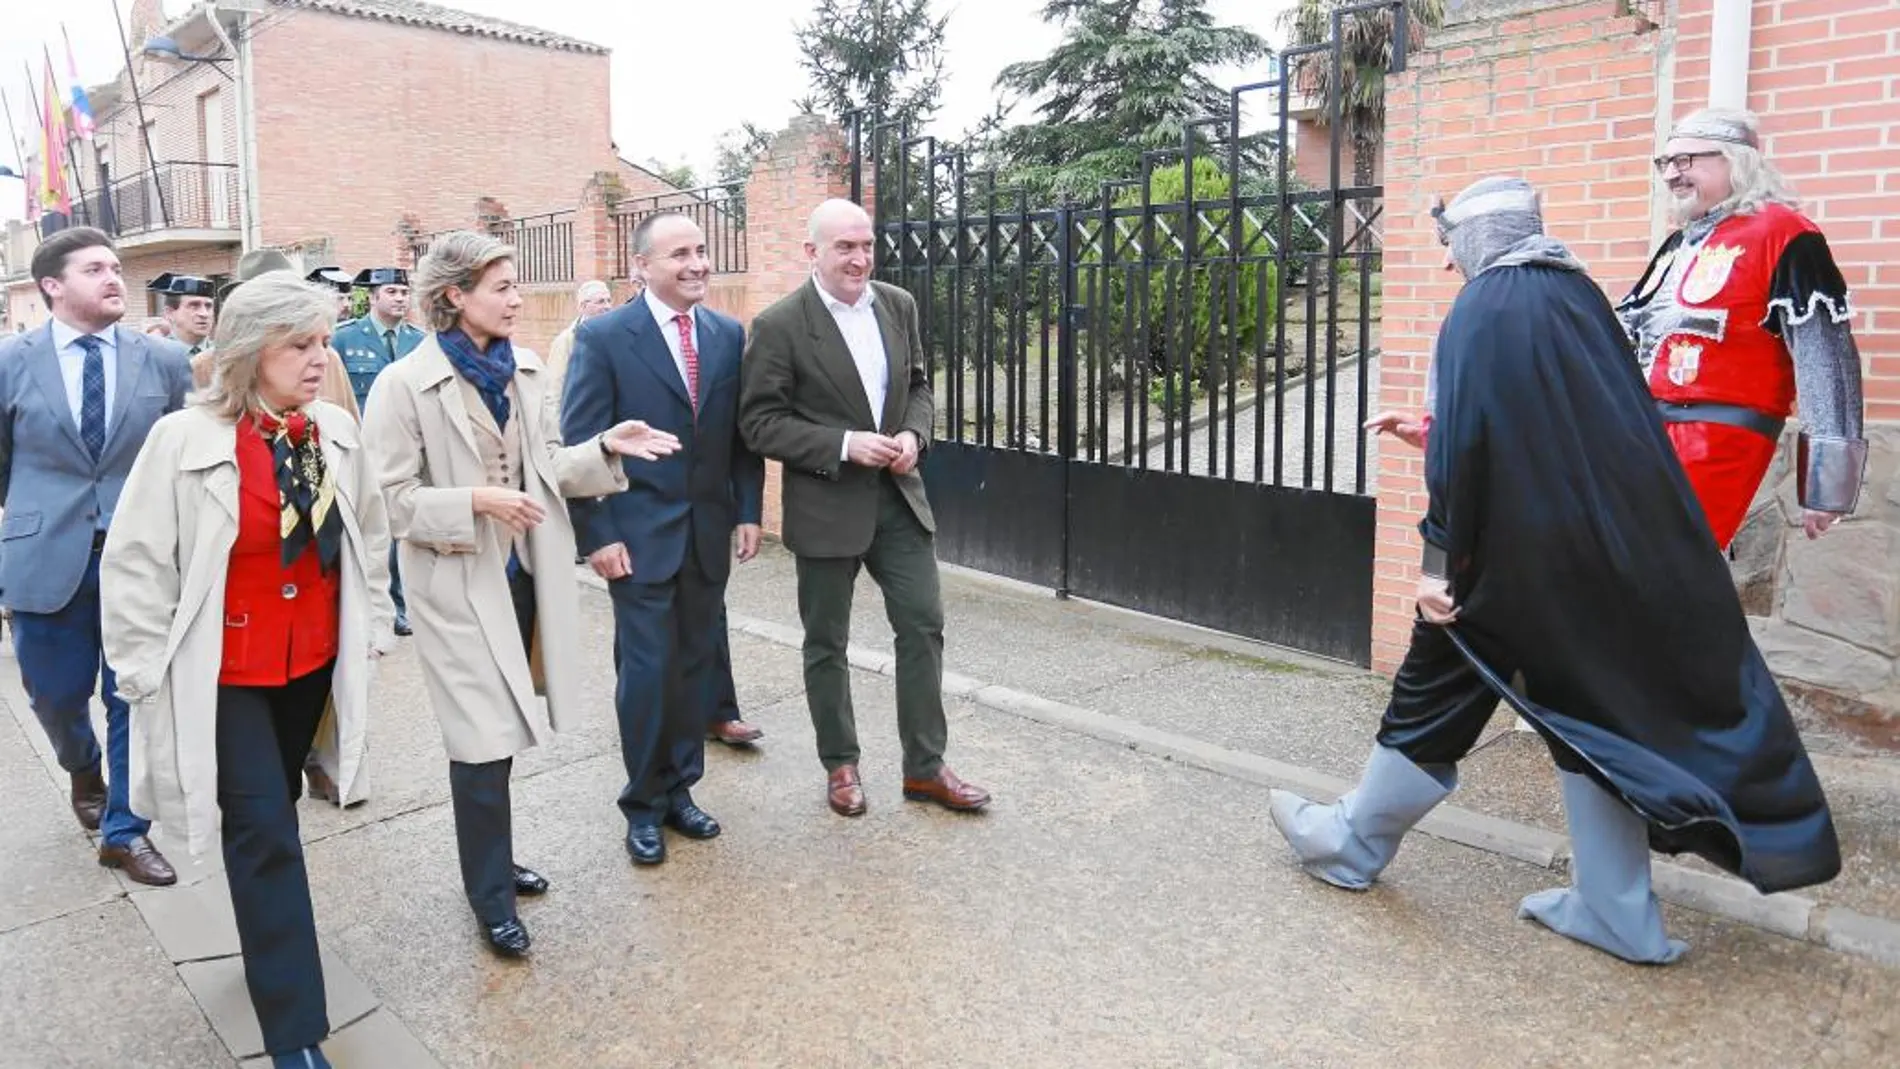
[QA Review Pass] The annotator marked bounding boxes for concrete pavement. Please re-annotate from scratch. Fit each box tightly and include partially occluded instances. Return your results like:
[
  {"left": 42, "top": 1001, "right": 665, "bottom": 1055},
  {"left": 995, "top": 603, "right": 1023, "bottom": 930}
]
[{"left": 2, "top": 544, "right": 1897, "bottom": 1067}]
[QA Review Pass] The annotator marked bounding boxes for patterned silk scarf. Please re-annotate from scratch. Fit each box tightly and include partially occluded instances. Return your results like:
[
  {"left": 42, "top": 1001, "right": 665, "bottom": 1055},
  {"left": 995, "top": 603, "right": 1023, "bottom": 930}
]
[{"left": 255, "top": 408, "right": 343, "bottom": 574}]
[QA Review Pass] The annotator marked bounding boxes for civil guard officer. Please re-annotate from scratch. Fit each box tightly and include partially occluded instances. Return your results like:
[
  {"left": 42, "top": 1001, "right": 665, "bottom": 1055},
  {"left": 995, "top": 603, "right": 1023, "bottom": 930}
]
[
  {"left": 148, "top": 272, "right": 217, "bottom": 371},
  {"left": 305, "top": 266, "right": 356, "bottom": 323},
  {"left": 332, "top": 266, "right": 424, "bottom": 634}
]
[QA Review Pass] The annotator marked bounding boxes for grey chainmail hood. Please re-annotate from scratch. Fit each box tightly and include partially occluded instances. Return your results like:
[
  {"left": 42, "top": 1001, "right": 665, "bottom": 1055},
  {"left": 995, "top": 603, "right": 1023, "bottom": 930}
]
[{"left": 1423, "top": 178, "right": 1588, "bottom": 414}]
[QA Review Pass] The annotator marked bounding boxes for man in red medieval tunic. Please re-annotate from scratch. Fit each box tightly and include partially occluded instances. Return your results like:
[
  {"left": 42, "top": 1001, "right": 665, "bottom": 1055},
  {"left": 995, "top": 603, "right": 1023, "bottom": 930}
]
[
  {"left": 1370, "top": 108, "right": 1866, "bottom": 548},
  {"left": 1617, "top": 107, "right": 1866, "bottom": 546}
]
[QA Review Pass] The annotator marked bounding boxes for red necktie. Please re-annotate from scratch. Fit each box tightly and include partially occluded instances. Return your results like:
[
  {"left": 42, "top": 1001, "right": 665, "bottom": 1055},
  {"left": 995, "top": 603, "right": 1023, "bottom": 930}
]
[{"left": 673, "top": 313, "right": 699, "bottom": 411}]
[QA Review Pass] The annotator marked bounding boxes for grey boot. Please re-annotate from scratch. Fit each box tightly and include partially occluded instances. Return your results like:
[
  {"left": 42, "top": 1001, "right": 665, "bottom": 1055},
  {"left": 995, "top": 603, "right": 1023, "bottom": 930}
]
[
  {"left": 1268, "top": 744, "right": 1455, "bottom": 890},
  {"left": 1519, "top": 770, "right": 1688, "bottom": 965}
]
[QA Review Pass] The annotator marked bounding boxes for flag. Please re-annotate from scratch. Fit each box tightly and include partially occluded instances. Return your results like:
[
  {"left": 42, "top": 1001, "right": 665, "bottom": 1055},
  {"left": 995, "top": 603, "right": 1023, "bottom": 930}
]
[
  {"left": 37, "top": 60, "right": 70, "bottom": 216},
  {"left": 24, "top": 151, "right": 41, "bottom": 222},
  {"left": 62, "top": 27, "right": 95, "bottom": 142}
]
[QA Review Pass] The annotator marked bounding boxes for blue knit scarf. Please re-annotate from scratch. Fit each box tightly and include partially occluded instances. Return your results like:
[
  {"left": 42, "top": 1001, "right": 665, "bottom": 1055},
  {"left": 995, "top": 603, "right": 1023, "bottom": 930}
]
[{"left": 439, "top": 328, "right": 516, "bottom": 430}]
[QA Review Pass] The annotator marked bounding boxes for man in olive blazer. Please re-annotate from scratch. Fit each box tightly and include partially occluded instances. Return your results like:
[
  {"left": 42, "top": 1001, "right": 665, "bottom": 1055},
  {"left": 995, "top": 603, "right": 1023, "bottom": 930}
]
[{"left": 739, "top": 198, "right": 989, "bottom": 818}]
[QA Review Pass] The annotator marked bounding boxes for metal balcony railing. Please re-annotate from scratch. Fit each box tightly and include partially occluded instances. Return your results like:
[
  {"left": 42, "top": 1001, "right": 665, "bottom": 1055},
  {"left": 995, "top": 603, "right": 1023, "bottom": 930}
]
[{"left": 71, "top": 161, "right": 241, "bottom": 237}]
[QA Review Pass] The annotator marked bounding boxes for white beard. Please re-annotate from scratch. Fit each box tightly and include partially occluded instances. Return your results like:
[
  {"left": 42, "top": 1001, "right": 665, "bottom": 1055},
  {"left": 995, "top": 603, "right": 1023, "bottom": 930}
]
[{"left": 1668, "top": 190, "right": 1704, "bottom": 228}]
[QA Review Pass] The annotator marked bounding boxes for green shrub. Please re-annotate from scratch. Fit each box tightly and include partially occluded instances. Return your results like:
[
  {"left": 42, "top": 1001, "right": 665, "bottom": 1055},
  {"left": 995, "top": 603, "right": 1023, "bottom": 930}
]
[{"left": 1093, "top": 158, "right": 1278, "bottom": 392}]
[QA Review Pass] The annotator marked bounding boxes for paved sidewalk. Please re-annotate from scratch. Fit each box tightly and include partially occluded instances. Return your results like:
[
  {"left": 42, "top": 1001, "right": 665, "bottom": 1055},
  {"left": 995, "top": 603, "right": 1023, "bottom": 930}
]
[{"left": 2, "top": 544, "right": 1897, "bottom": 1067}]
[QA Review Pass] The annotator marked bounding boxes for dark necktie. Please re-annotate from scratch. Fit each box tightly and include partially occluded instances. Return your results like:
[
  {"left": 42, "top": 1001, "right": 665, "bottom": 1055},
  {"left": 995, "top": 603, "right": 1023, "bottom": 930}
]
[
  {"left": 76, "top": 335, "right": 106, "bottom": 461},
  {"left": 383, "top": 328, "right": 398, "bottom": 362},
  {"left": 673, "top": 313, "right": 699, "bottom": 411}
]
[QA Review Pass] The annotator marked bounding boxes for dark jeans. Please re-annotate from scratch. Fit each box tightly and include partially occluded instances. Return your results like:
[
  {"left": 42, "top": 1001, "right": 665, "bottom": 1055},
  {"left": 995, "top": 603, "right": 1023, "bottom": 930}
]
[
  {"left": 11, "top": 547, "right": 149, "bottom": 845},
  {"left": 217, "top": 661, "right": 336, "bottom": 1055}
]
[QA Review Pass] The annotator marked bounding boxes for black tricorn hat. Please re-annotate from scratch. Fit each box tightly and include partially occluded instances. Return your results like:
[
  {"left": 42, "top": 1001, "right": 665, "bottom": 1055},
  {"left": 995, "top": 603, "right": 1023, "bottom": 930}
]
[
  {"left": 147, "top": 272, "right": 216, "bottom": 298},
  {"left": 305, "top": 266, "right": 353, "bottom": 293},
  {"left": 352, "top": 267, "right": 409, "bottom": 289}
]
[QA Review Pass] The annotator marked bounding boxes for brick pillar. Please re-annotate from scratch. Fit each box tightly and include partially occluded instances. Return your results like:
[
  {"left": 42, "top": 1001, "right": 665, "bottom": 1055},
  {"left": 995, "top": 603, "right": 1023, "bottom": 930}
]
[
  {"left": 573, "top": 171, "right": 620, "bottom": 287},
  {"left": 741, "top": 114, "right": 857, "bottom": 537}
]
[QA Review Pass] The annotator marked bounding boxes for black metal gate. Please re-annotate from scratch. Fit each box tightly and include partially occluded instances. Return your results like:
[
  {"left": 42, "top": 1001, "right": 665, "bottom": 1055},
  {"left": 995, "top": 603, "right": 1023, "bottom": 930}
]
[{"left": 856, "top": 5, "right": 1407, "bottom": 667}]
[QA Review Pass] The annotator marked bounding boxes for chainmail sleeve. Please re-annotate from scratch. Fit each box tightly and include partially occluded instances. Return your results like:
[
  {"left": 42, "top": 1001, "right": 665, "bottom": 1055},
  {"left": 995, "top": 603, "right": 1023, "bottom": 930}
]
[{"left": 1768, "top": 231, "right": 1865, "bottom": 512}]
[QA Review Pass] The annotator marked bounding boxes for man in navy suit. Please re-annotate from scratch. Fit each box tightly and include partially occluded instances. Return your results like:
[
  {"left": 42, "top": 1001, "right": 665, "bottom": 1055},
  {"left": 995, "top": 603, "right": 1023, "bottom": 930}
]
[
  {"left": 563, "top": 213, "right": 764, "bottom": 865},
  {"left": 0, "top": 227, "right": 193, "bottom": 885}
]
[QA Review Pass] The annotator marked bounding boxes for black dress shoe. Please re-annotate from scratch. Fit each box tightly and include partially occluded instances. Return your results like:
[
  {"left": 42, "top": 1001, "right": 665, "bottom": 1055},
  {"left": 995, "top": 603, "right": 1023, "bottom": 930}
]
[
  {"left": 626, "top": 825, "right": 666, "bottom": 865},
  {"left": 512, "top": 864, "right": 550, "bottom": 895},
  {"left": 664, "top": 802, "right": 722, "bottom": 840},
  {"left": 483, "top": 917, "right": 531, "bottom": 958}
]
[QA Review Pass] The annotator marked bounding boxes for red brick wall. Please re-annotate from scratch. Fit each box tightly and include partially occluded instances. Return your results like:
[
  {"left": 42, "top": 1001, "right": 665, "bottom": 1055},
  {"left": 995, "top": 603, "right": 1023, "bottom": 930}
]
[
  {"left": 247, "top": 8, "right": 614, "bottom": 272},
  {"left": 1293, "top": 117, "right": 1369, "bottom": 190},
  {"left": 1373, "top": 0, "right": 1665, "bottom": 671},
  {"left": 1670, "top": 0, "right": 1900, "bottom": 418}
]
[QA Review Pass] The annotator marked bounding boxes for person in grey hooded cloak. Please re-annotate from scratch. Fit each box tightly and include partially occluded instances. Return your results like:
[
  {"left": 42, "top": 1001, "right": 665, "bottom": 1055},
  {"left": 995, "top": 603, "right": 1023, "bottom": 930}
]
[{"left": 1268, "top": 177, "right": 1839, "bottom": 966}]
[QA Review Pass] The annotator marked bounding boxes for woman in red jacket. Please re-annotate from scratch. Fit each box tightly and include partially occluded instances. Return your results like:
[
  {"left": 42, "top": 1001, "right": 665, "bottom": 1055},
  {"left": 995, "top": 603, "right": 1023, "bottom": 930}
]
[{"left": 103, "top": 273, "right": 395, "bottom": 1069}]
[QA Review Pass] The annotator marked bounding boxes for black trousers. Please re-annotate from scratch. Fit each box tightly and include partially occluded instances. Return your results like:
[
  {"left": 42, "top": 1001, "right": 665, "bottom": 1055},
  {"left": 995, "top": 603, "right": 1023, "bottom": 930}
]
[
  {"left": 606, "top": 539, "right": 721, "bottom": 826},
  {"left": 217, "top": 661, "right": 336, "bottom": 1056},
  {"left": 1375, "top": 619, "right": 1577, "bottom": 773},
  {"left": 449, "top": 568, "right": 535, "bottom": 926}
]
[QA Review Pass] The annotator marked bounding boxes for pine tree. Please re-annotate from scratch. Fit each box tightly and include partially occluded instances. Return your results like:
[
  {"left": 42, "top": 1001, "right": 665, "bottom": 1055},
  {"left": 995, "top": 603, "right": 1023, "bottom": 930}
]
[
  {"left": 989, "top": 0, "right": 1266, "bottom": 203},
  {"left": 795, "top": 0, "right": 948, "bottom": 135}
]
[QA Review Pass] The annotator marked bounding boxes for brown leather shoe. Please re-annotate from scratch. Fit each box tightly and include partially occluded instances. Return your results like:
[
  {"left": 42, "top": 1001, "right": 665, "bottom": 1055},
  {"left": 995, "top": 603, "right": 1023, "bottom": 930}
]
[
  {"left": 70, "top": 766, "right": 107, "bottom": 832},
  {"left": 708, "top": 719, "right": 765, "bottom": 746},
  {"left": 304, "top": 763, "right": 341, "bottom": 805},
  {"left": 827, "top": 765, "right": 866, "bottom": 817},
  {"left": 99, "top": 836, "right": 178, "bottom": 887},
  {"left": 902, "top": 767, "right": 991, "bottom": 812}
]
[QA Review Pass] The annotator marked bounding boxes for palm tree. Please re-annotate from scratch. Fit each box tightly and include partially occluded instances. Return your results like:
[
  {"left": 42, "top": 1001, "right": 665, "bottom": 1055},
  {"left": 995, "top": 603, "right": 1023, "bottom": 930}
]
[{"left": 1280, "top": 0, "right": 1446, "bottom": 189}]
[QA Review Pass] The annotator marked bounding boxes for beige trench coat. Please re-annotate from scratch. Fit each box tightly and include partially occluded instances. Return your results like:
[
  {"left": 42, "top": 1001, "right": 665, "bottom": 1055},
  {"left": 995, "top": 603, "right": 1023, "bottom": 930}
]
[
  {"left": 359, "top": 336, "right": 626, "bottom": 764},
  {"left": 99, "top": 402, "right": 396, "bottom": 857}
]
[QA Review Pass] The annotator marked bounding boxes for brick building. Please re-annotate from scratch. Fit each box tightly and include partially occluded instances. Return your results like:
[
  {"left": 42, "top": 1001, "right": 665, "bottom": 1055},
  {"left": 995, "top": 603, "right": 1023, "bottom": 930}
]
[
  {"left": 1374, "top": 0, "right": 1900, "bottom": 740},
  {"left": 4, "top": 0, "right": 615, "bottom": 325}
]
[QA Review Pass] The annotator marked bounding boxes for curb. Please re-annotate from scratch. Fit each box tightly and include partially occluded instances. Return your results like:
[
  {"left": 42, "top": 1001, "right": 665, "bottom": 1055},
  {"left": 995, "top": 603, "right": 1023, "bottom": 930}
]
[{"left": 701, "top": 599, "right": 1900, "bottom": 972}]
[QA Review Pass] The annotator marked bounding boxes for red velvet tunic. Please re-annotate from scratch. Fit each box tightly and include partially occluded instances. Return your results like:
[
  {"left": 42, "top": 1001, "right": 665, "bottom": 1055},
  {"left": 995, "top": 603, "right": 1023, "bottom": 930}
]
[{"left": 219, "top": 417, "right": 341, "bottom": 687}]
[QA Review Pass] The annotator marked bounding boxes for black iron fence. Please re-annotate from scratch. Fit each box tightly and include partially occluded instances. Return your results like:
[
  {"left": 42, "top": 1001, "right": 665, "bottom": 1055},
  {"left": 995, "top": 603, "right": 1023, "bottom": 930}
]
[
  {"left": 609, "top": 182, "right": 746, "bottom": 278},
  {"left": 72, "top": 161, "right": 240, "bottom": 237},
  {"left": 855, "top": 0, "right": 1409, "bottom": 666},
  {"left": 411, "top": 210, "right": 575, "bottom": 284}
]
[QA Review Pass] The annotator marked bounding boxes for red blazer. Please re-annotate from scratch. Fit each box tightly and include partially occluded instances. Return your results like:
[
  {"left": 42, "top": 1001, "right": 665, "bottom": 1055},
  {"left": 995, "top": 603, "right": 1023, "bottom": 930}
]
[{"left": 219, "top": 418, "right": 341, "bottom": 687}]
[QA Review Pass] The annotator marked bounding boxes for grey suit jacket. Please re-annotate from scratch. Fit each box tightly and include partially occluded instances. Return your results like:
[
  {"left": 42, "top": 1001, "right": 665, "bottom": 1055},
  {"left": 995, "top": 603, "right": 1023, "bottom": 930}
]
[{"left": 0, "top": 321, "right": 193, "bottom": 614}]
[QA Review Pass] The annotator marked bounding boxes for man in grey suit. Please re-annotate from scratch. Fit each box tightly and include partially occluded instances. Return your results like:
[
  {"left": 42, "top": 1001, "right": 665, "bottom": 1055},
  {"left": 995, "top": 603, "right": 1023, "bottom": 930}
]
[
  {"left": 739, "top": 199, "right": 989, "bottom": 818},
  {"left": 0, "top": 227, "right": 193, "bottom": 885}
]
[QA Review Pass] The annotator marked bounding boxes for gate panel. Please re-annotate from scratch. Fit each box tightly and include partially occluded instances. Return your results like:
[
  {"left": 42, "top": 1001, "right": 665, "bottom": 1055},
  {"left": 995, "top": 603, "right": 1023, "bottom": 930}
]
[
  {"left": 919, "top": 443, "right": 1066, "bottom": 591},
  {"left": 860, "top": 4, "right": 1408, "bottom": 667},
  {"left": 1065, "top": 466, "right": 1376, "bottom": 665}
]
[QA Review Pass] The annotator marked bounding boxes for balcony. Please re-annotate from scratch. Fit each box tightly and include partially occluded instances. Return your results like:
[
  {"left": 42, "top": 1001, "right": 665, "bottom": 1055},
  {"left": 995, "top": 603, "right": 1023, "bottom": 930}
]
[{"left": 71, "top": 161, "right": 240, "bottom": 253}]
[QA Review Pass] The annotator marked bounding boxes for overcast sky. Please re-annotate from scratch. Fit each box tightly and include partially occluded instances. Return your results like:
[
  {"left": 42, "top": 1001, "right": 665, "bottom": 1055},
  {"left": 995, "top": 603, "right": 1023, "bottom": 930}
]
[{"left": 1, "top": 0, "right": 1293, "bottom": 225}]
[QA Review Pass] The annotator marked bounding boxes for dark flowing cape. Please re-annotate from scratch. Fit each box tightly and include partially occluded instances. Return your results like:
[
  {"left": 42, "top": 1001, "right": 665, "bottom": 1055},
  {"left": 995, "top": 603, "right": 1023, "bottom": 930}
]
[{"left": 1423, "top": 264, "right": 1840, "bottom": 895}]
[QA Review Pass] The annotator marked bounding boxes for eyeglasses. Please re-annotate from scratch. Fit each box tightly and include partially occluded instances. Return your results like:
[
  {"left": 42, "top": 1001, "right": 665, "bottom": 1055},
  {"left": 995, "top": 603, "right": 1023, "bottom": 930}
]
[{"left": 1652, "top": 151, "right": 1724, "bottom": 175}]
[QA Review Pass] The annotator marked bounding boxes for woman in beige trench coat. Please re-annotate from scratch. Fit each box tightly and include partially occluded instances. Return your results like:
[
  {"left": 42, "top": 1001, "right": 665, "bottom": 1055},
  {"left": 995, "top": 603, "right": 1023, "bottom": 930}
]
[
  {"left": 101, "top": 274, "right": 395, "bottom": 1069},
  {"left": 359, "top": 230, "right": 678, "bottom": 959}
]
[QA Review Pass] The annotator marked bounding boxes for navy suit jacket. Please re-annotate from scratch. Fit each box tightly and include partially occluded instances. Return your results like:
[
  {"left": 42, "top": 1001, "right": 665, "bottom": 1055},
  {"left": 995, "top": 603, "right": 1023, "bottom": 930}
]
[
  {"left": 561, "top": 300, "right": 764, "bottom": 585},
  {"left": 0, "top": 321, "right": 192, "bottom": 613}
]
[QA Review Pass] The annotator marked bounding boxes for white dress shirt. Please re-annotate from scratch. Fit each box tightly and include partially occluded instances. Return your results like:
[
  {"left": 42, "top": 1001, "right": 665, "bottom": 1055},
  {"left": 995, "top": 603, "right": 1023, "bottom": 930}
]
[
  {"left": 643, "top": 288, "right": 700, "bottom": 396},
  {"left": 815, "top": 278, "right": 890, "bottom": 461},
  {"left": 49, "top": 317, "right": 118, "bottom": 436}
]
